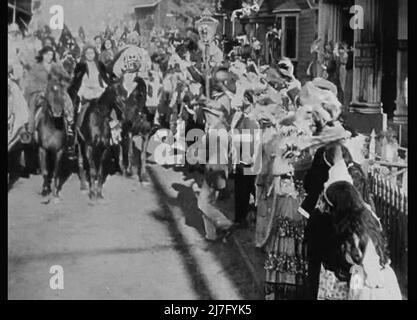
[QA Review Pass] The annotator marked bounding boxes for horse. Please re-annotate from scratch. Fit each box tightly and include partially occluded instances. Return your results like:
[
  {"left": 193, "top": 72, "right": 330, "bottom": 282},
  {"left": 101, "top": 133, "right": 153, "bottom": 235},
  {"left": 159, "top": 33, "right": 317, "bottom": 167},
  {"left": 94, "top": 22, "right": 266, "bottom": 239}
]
[
  {"left": 112, "top": 74, "right": 151, "bottom": 182},
  {"left": 35, "top": 73, "right": 70, "bottom": 199},
  {"left": 76, "top": 82, "right": 123, "bottom": 199}
]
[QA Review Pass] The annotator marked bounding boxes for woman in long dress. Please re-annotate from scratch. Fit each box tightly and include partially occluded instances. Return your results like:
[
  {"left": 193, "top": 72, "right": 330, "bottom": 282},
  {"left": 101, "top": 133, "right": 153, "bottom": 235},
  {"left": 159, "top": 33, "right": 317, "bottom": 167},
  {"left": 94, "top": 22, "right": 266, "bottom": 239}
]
[{"left": 258, "top": 124, "right": 312, "bottom": 300}]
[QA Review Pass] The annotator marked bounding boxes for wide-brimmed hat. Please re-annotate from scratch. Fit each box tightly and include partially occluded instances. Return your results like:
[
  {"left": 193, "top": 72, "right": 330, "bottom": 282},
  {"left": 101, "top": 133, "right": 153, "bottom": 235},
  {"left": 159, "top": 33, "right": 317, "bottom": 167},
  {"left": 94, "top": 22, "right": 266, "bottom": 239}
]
[
  {"left": 264, "top": 67, "right": 284, "bottom": 85},
  {"left": 311, "top": 77, "right": 338, "bottom": 96},
  {"left": 299, "top": 80, "right": 342, "bottom": 121},
  {"left": 211, "top": 66, "right": 238, "bottom": 94}
]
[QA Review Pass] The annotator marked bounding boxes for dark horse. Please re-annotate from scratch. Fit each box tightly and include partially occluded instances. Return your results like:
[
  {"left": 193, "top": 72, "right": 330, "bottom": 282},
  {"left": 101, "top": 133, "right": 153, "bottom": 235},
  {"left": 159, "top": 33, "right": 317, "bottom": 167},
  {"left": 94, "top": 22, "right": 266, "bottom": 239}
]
[
  {"left": 116, "top": 75, "right": 151, "bottom": 182},
  {"left": 36, "top": 74, "right": 69, "bottom": 199},
  {"left": 76, "top": 84, "right": 123, "bottom": 200}
]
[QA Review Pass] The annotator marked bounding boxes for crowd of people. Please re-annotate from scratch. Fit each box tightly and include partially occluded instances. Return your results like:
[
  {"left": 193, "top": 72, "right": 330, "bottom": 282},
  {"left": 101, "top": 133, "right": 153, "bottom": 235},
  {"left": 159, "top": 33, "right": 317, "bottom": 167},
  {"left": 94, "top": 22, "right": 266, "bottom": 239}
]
[{"left": 8, "top": 19, "right": 402, "bottom": 301}]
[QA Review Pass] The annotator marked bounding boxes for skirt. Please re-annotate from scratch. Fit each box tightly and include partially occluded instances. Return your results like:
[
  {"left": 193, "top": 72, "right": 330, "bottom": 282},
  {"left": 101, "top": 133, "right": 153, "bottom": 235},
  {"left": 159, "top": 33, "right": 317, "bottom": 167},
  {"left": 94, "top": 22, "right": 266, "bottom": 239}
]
[{"left": 264, "top": 184, "right": 308, "bottom": 300}]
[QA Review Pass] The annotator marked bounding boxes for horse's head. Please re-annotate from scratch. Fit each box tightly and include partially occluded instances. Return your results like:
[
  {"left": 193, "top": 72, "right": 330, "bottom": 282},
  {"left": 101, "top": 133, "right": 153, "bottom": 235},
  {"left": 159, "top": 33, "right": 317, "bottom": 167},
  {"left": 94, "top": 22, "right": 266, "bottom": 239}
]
[
  {"left": 61, "top": 54, "right": 76, "bottom": 76},
  {"left": 45, "top": 68, "right": 71, "bottom": 117},
  {"left": 129, "top": 76, "right": 147, "bottom": 110}
]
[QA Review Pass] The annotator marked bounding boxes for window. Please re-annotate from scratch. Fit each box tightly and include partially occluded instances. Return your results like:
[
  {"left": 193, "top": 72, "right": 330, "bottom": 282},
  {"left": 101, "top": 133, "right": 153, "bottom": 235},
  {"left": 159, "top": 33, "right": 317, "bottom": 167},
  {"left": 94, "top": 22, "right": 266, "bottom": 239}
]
[
  {"left": 284, "top": 16, "right": 297, "bottom": 59},
  {"left": 275, "top": 14, "right": 299, "bottom": 60}
]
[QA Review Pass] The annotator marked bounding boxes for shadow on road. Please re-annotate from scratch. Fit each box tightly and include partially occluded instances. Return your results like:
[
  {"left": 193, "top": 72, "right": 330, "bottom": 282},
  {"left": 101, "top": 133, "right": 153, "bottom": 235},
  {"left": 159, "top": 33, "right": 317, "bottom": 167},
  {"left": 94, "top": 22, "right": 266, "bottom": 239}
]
[
  {"left": 147, "top": 166, "right": 263, "bottom": 300},
  {"left": 147, "top": 168, "right": 214, "bottom": 300}
]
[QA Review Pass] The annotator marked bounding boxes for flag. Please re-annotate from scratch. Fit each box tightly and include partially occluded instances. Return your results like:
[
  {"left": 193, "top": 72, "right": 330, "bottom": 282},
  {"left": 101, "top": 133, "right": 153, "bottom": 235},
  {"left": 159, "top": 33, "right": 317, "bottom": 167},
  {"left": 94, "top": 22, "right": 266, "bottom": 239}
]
[
  {"left": 133, "top": 21, "right": 141, "bottom": 35},
  {"left": 59, "top": 24, "right": 73, "bottom": 45},
  {"left": 119, "top": 26, "right": 130, "bottom": 41}
]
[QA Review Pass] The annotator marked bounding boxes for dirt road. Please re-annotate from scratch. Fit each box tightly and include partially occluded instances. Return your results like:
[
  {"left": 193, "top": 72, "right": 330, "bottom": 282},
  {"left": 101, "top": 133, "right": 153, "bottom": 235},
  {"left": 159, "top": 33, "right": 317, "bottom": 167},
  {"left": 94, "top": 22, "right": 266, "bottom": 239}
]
[{"left": 8, "top": 164, "right": 263, "bottom": 300}]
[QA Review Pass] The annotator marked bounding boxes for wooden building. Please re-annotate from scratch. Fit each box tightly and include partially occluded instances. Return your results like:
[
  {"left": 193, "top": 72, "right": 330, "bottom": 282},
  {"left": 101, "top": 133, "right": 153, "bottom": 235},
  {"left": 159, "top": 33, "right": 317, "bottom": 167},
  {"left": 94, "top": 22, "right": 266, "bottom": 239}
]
[
  {"left": 132, "top": 0, "right": 167, "bottom": 31},
  {"left": 232, "top": 0, "right": 407, "bottom": 136},
  {"left": 237, "top": 0, "right": 319, "bottom": 83}
]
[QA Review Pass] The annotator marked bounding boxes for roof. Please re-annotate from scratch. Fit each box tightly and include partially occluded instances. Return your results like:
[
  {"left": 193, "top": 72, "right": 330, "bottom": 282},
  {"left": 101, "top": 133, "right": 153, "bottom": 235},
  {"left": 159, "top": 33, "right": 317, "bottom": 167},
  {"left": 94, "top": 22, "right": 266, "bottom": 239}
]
[
  {"left": 132, "top": 0, "right": 162, "bottom": 9},
  {"left": 272, "top": 0, "right": 301, "bottom": 13},
  {"left": 258, "top": 0, "right": 310, "bottom": 14}
]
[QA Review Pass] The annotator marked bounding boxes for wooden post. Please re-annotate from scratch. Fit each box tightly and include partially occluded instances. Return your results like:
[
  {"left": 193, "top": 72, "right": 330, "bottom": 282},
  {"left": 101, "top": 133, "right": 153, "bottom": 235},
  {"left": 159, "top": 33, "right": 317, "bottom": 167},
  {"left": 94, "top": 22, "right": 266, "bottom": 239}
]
[
  {"left": 350, "top": 0, "right": 384, "bottom": 114},
  {"left": 205, "top": 43, "right": 210, "bottom": 99},
  {"left": 13, "top": 0, "right": 16, "bottom": 24},
  {"left": 394, "top": 0, "right": 408, "bottom": 125}
]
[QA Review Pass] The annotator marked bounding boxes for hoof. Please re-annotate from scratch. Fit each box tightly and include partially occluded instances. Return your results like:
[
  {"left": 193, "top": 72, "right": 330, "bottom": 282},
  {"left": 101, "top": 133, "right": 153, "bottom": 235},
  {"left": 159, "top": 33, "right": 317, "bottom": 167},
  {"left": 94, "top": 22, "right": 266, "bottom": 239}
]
[
  {"left": 89, "top": 191, "right": 96, "bottom": 200},
  {"left": 125, "top": 171, "right": 133, "bottom": 178},
  {"left": 52, "top": 197, "right": 61, "bottom": 204},
  {"left": 41, "top": 188, "right": 51, "bottom": 197}
]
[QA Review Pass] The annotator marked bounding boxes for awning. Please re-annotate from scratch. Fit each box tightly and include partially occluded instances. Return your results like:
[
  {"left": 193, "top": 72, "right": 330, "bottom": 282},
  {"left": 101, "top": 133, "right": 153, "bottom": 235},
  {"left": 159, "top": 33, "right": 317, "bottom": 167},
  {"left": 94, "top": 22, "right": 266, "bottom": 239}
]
[
  {"left": 272, "top": 0, "right": 301, "bottom": 13},
  {"left": 133, "top": 0, "right": 161, "bottom": 9}
]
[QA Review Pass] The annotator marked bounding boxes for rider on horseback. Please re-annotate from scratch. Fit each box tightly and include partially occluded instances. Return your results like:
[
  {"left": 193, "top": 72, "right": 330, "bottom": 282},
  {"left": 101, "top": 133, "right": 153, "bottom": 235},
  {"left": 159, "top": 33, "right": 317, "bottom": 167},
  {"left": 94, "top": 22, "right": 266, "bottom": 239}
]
[
  {"left": 68, "top": 44, "right": 110, "bottom": 128},
  {"left": 24, "top": 46, "right": 73, "bottom": 144}
]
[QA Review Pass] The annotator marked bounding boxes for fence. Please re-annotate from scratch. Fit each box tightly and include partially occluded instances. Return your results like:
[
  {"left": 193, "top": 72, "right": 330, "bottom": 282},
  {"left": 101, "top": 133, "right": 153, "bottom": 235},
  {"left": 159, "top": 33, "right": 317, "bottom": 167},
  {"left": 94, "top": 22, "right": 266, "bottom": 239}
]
[{"left": 369, "top": 170, "right": 408, "bottom": 298}]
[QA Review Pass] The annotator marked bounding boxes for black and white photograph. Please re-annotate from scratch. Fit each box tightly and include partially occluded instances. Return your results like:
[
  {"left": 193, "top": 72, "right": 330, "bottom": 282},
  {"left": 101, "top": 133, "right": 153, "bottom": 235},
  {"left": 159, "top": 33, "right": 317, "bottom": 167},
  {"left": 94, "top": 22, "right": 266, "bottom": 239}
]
[{"left": 7, "top": 0, "right": 408, "bottom": 302}]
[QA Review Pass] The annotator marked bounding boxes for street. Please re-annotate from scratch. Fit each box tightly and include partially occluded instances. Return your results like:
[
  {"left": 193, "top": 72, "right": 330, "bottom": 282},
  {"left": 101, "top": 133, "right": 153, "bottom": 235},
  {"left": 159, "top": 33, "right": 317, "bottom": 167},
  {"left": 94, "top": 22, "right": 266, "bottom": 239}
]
[{"left": 8, "top": 163, "right": 263, "bottom": 300}]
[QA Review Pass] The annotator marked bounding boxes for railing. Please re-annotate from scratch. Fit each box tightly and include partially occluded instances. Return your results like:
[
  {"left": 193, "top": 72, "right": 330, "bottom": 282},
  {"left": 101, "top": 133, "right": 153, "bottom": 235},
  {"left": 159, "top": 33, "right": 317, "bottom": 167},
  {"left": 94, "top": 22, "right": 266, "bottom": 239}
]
[{"left": 369, "top": 170, "right": 408, "bottom": 298}]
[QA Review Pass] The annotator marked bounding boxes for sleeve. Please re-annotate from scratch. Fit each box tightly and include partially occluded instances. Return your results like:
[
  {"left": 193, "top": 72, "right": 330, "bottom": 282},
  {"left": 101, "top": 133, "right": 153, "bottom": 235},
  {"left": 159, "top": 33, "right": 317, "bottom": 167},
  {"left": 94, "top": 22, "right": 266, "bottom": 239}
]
[
  {"left": 324, "top": 159, "right": 353, "bottom": 190},
  {"left": 361, "top": 239, "right": 385, "bottom": 289},
  {"left": 67, "top": 62, "right": 85, "bottom": 102},
  {"left": 98, "top": 61, "right": 110, "bottom": 85}
]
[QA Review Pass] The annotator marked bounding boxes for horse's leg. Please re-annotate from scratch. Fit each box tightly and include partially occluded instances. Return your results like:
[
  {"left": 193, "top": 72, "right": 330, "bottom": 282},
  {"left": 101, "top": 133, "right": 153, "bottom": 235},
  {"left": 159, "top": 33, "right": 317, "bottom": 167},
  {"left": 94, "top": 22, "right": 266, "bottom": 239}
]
[
  {"left": 38, "top": 147, "right": 50, "bottom": 196},
  {"left": 52, "top": 148, "right": 64, "bottom": 199},
  {"left": 126, "top": 132, "right": 133, "bottom": 176},
  {"left": 86, "top": 144, "right": 97, "bottom": 200},
  {"left": 118, "top": 143, "right": 124, "bottom": 175},
  {"left": 120, "top": 133, "right": 129, "bottom": 176},
  {"left": 78, "top": 142, "right": 88, "bottom": 191},
  {"left": 97, "top": 147, "right": 110, "bottom": 199},
  {"left": 139, "top": 135, "right": 150, "bottom": 182}
]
